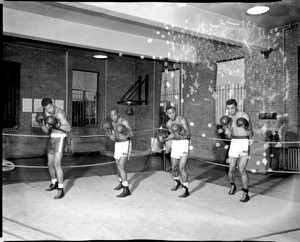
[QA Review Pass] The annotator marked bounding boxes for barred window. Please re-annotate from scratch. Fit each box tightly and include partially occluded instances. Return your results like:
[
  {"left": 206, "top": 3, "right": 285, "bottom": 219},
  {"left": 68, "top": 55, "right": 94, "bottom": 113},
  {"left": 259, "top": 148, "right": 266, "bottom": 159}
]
[
  {"left": 215, "top": 58, "right": 245, "bottom": 124},
  {"left": 72, "top": 70, "right": 98, "bottom": 127},
  {"left": 2, "top": 61, "right": 21, "bottom": 128}
]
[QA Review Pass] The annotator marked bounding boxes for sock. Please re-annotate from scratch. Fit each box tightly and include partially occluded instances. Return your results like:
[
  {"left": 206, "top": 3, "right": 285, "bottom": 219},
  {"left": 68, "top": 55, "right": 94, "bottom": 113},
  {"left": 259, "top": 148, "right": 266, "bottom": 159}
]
[
  {"left": 58, "top": 183, "right": 64, "bottom": 189},
  {"left": 183, "top": 182, "right": 188, "bottom": 188},
  {"left": 122, "top": 181, "right": 129, "bottom": 187},
  {"left": 230, "top": 182, "right": 235, "bottom": 186},
  {"left": 174, "top": 177, "right": 180, "bottom": 181},
  {"left": 242, "top": 188, "right": 249, "bottom": 193},
  {"left": 118, "top": 177, "right": 122, "bottom": 182},
  {"left": 51, "top": 179, "right": 58, "bottom": 184}
]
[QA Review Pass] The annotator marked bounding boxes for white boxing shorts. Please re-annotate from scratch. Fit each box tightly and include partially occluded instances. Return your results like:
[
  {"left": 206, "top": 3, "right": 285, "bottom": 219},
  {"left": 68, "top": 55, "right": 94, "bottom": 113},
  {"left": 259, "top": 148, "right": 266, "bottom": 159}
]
[
  {"left": 171, "top": 139, "right": 189, "bottom": 159},
  {"left": 114, "top": 140, "right": 132, "bottom": 160},
  {"left": 228, "top": 138, "right": 250, "bottom": 158},
  {"left": 48, "top": 132, "right": 67, "bottom": 154}
]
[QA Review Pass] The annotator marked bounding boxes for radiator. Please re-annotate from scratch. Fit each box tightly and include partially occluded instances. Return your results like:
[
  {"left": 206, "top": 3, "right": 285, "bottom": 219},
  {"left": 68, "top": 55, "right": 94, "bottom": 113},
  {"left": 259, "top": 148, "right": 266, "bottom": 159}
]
[
  {"left": 287, "top": 148, "right": 300, "bottom": 171},
  {"left": 69, "top": 136, "right": 105, "bottom": 154}
]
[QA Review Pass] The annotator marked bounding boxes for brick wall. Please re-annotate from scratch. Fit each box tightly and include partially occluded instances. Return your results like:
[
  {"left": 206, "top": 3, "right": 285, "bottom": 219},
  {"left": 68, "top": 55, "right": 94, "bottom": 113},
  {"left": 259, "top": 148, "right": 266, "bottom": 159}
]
[
  {"left": 3, "top": 24, "right": 299, "bottom": 160},
  {"left": 183, "top": 24, "right": 300, "bottom": 161}
]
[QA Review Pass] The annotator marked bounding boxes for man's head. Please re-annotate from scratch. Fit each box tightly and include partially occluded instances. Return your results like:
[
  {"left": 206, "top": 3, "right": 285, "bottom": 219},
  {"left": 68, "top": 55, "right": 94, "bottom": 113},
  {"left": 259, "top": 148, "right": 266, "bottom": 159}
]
[
  {"left": 41, "top": 98, "right": 54, "bottom": 114},
  {"left": 109, "top": 107, "right": 120, "bottom": 122},
  {"left": 165, "top": 105, "right": 177, "bottom": 121},
  {"left": 226, "top": 99, "right": 238, "bottom": 116}
]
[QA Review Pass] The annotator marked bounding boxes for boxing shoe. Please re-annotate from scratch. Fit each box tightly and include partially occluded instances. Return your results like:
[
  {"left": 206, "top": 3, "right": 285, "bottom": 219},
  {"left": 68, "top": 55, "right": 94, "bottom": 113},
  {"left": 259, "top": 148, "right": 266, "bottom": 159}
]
[
  {"left": 54, "top": 188, "right": 65, "bottom": 199},
  {"left": 228, "top": 183, "right": 237, "bottom": 195},
  {"left": 116, "top": 186, "right": 131, "bottom": 198},
  {"left": 114, "top": 182, "right": 124, "bottom": 190},
  {"left": 171, "top": 179, "right": 182, "bottom": 191},
  {"left": 45, "top": 182, "right": 58, "bottom": 191},
  {"left": 239, "top": 189, "right": 250, "bottom": 203},
  {"left": 179, "top": 185, "right": 190, "bottom": 198}
]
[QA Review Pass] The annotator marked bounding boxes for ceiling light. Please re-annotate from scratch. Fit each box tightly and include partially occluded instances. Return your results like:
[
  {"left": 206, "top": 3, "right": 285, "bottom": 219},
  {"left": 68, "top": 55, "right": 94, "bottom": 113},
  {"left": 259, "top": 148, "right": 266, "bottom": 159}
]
[
  {"left": 93, "top": 53, "right": 107, "bottom": 59},
  {"left": 247, "top": 6, "right": 270, "bottom": 15}
]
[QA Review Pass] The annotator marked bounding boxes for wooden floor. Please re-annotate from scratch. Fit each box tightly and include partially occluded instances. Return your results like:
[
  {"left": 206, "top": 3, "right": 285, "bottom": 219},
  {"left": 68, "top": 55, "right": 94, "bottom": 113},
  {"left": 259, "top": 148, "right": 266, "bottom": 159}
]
[{"left": 2, "top": 152, "right": 300, "bottom": 241}]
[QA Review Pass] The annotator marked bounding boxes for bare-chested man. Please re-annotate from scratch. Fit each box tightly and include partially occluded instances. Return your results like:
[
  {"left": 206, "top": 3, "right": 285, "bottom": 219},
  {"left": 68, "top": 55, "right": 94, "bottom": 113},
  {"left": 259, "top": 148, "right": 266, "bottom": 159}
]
[
  {"left": 221, "top": 99, "right": 254, "bottom": 202},
  {"left": 164, "top": 105, "right": 191, "bottom": 198}
]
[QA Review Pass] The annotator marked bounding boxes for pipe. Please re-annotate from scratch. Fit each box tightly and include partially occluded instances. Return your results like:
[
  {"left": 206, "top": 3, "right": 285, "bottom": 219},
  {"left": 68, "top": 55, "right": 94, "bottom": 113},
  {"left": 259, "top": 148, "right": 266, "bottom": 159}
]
[
  {"left": 281, "top": 22, "right": 292, "bottom": 166},
  {"left": 152, "top": 61, "right": 156, "bottom": 137},
  {"left": 180, "top": 62, "right": 183, "bottom": 115},
  {"left": 104, "top": 59, "right": 108, "bottom": 120},
  {"left": 65, "top": 51, "right": 68, "bottom": 115}
]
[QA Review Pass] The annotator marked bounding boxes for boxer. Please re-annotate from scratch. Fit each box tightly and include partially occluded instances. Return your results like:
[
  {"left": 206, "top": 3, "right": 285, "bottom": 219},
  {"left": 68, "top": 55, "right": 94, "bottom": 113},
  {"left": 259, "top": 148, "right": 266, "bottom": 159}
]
[
  {"left": 164, "top": 105, "right": 191, "bottom": 198},
  {"left": 221, "top": 99, "right": 254, "bottom": 202},
  {"left": 38, "top": 98, "right": 71, "bottom": 199},
  {"left": 105, "top": 107, "right": 133, "bottom": 198}
]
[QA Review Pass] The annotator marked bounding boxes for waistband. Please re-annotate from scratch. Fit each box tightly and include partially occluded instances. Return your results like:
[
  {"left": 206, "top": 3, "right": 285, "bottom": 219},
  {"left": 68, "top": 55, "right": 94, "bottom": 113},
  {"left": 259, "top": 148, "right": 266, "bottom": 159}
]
[
  {"left": 116, "top": 137, "right": 131, "bottom": 143},
  {"left": 51, "top": 132, "right": 67, "bottom": 138},
  {"left": 231, "top": 135, "right": 249, "bottom": 139}
]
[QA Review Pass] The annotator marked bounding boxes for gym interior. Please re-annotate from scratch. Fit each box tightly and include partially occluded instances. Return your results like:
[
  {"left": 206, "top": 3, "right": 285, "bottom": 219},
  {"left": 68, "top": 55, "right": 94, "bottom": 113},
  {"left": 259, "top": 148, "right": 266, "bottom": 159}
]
[{"left": 2, "top": 1, "right": 300, "bottom": 241}]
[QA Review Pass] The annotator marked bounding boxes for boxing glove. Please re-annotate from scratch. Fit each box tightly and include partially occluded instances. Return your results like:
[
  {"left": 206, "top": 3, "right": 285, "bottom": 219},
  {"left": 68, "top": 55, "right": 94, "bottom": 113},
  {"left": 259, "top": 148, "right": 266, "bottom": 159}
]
[
  {"left": 36, "top": 112, "right": 45, "bottom": 126},
  {"left": 103, "top": 121, "right": 113, "bottom": 131},
  {"left": 156, "top": 132, "right": 166, "bottom": 144},
  {"left": 220, "top": 116, "right": 232, "bottom": 126},
  {"left": 116, "top": 124, "right": 128, "bottom": 136},
  {"left": 236, "top": 117, "right": 249, "bottom": 130},
  {"left": 171, "top": 123, "right": 183, "bottom": 133},
  {"left": 45, "top": 116, "right": 61, "bottom": 129}
]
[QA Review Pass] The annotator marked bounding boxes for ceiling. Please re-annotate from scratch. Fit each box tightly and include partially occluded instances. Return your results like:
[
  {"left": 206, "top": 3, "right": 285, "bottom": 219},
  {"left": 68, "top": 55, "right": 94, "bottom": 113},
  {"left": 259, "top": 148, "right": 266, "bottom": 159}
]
[
  {"left": 187, "top": 0, "right": 300, "bottom": 30},
  {"left": 3, "top": 1, "right": 300, "bottom": 62}
]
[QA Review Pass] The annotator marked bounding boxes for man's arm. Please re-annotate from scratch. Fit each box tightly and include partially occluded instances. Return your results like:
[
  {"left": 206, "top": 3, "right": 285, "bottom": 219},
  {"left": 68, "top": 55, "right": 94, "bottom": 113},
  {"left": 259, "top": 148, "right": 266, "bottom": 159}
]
[
  {"left": 56, "top": 112, "right": 71, "bottom": 132},
  {"left": 244, "top": 113, "right": 254, "bottom": 137},
  {"left": 179, "top": 117, "right": 191, "bottom": 139},
  {"left": 122, "top": 119, "right": 133, "bottom": 138}
]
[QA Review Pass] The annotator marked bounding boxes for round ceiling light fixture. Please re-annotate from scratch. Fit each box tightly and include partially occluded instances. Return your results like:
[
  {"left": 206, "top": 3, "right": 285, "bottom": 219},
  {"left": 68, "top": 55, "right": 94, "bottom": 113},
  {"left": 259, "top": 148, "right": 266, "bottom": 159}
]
[
  {"left": 246, "top": 6, "right": 270, "bottom": 15},
  {"left": 93, "top": 53, "right": 108, "bottom": 59}
]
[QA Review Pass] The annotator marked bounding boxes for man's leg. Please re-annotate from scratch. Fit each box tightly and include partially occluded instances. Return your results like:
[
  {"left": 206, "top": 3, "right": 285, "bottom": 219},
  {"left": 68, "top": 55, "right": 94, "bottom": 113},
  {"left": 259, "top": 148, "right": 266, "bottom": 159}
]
[
  {"left": 228, "top": 156, "right": 238, "bottom": 195},
  {"left": 45, "top": 153, "right": 58, "bottom": 191},
  {"left": 238, "top": 155, "right": 250, "bottom": 202},
  {"left": 116, "top": 156, "right": 131, "bottom": 198},
  {"left": 178, "top": 156, "right": 189, "bottom": 197},
  {"left": 53, "top": 152, "right": 64, "bottom": 199},
  {"left": 170, "top": 158, "right": 181, "bottom": 190},
  {"left": 114, "top": 164, "right": 123, "bottom": 190}
]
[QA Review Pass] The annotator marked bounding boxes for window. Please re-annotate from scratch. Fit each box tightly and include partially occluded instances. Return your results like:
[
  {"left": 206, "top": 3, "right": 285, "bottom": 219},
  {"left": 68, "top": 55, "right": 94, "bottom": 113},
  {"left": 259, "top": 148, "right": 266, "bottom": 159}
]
[
  {"left": 215, "top": 58, "right": 245, "bottom": 124},
  {"left": 159, "top": 70, "right": 181, "bottom": 124},
  {"left": 72, "top": 70, "right": 98, "bottom": 127},
  {"left": 2, "top": 61, "right": 21, "bottom": 128}
]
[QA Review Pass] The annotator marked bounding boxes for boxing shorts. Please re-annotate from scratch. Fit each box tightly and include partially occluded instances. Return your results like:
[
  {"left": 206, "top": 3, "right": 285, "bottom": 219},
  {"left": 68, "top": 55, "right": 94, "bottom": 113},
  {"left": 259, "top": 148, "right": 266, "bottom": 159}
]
[
  {"left": 228, "top": 136, "right": 250, "bottom": 158},
  {"left": 171, "top": 139, "right": 189, "bottom": 159},
  {"left": 48, "top": 133, "right": 67, "bottom": 154},
  {"left": 114, "top": 140, "right": 132, "bottom": 160}
]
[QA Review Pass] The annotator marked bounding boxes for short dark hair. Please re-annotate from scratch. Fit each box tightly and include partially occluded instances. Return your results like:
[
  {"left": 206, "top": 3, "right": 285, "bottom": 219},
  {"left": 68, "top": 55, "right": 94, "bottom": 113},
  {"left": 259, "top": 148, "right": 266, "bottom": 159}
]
[
  {"left": 226, "top": 99, "right": 237, "bottom": 107},
  {"left": 166, "top": 104, "right": 176, "bottom": 112},
  {"left": 41, "top": 98, "right": 53, "bottom": 107},
  {"left": 109, "top": 107, "right": 119, "bottom": 114}
]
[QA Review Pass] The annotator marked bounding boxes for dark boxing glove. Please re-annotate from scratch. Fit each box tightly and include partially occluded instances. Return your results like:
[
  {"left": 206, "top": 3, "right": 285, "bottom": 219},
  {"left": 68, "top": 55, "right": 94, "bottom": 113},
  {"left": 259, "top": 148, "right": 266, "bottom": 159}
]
[
  {"left": 236, "top": 117, "right": 250, "bottom": 130},
  {"left": 171, "top": 123, "right": 186, "bottom": 136},
  {"left": 220, "top": 116, "right": 232, "bottom": 127},
  {"left": 103, "top": 121, "right": 113, "bottom": 131},
  {"left": 171, "top": 123, "right": 182, "bottom": 133},
  {"left": 116, "top": 124, "right": 128, "bottom": 136},
  {"left": 156, "top": 132, "right": 166, "bottom": 144},
  {"left": 36, "top": 112, "right": 45, "bottom": 126},
  {"left": 45, "top": 116, "right": 61, "bottom": 129}
]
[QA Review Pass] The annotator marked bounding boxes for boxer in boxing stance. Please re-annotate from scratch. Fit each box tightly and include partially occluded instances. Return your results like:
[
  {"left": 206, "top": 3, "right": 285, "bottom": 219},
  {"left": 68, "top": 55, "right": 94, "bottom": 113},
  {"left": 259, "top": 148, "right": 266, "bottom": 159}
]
[
  {"left": 103, "top": 107, "right": 133, "bottom": 198},
  {"left": 36, "top": 98, "right": 71, "bottom": 199},
  {"left": 164, "top": 105, "right": 191, "bottom": 198},
  {"left": 220, "top": 99, "right": 254, "bottom": 202}
]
